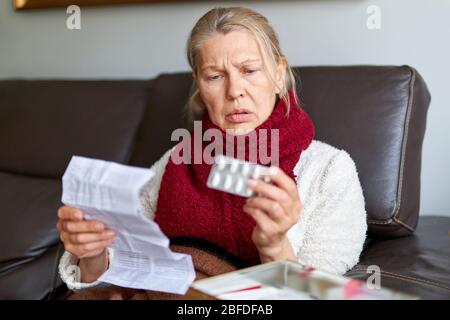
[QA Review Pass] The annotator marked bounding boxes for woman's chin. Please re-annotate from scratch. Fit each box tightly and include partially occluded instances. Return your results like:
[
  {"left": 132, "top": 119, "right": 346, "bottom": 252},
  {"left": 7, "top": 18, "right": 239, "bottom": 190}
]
[{"left": 223, "top": 124, "right": 255, "bottom": 136}]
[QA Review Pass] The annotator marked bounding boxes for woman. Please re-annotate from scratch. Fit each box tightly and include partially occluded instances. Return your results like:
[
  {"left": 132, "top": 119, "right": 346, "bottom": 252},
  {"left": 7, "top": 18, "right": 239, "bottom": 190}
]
[{"left": 57, "top": 7, "right": 367, "bottom": 292}]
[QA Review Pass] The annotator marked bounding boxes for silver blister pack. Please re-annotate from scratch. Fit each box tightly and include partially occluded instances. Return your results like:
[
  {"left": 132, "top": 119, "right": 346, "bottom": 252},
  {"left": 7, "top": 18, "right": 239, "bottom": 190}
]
[{"left": 206, "top": 155, "right": 271, "bottom": 197}]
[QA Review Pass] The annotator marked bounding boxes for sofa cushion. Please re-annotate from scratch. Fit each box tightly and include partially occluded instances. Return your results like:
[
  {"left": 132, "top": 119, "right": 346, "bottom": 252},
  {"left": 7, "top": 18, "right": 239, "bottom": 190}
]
[
  {"left": 0, "top": 243, "right": 64, "bottom": 299},
  {"left": 298, "top": 66, "right": 430, "bottom": 238},
  {"left": 0, "top": 80, "right": 152, "bottom": 178},
  {"left": 345, "top": 216, "right": 450, "bottom": 299},
  {"left": 0, "top": 172, "right": 61, "bottom": 261},
  {"left": 0, "top": 171, "right": 66, "bottom": 299}
]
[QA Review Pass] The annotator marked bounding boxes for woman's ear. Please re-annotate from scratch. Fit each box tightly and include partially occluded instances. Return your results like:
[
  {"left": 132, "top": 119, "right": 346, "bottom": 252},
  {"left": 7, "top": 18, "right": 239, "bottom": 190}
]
[{"left": 275, "top": 58, "right": 287, "bottom": 94}]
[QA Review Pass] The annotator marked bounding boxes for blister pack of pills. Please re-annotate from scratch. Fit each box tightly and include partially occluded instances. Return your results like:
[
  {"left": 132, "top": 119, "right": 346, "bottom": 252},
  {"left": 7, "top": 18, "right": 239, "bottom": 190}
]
[{"left": 206, "top": 155, "right": 272, "bottom": 197}]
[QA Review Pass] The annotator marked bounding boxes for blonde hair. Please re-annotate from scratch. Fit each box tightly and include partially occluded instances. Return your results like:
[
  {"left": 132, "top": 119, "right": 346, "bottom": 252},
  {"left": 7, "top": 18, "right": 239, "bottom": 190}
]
[{"left": 185, "top": 6, "right": 298, "bottom": 119}]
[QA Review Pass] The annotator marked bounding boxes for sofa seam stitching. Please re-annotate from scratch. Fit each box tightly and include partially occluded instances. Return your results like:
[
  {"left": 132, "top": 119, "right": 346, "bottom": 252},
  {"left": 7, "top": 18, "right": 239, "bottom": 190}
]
[
  {"left": 392, "top": 66, "right": 416, "bottom": 230},
  {"left": 367, "top": 66, "right": 415, "bottom": 231},
  {"left": 348, "top": 267, "right": 450, "bottom": 291}
]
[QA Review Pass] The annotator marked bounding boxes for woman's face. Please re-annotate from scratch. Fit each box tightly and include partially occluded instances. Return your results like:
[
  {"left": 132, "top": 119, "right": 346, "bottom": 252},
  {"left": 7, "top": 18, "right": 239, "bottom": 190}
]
[{"left": 196, "top": 31, "right": 286, "bottom": 134}]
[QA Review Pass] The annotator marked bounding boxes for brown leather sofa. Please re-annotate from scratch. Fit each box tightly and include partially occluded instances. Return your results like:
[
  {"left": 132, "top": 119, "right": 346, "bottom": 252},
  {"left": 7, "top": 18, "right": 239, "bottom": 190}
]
[{"left": 0, "top": 66, "right": 448, "bottom": 299}]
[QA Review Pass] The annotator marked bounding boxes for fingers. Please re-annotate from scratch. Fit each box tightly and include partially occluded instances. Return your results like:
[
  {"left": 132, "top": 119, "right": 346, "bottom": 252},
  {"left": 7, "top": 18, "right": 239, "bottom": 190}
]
[
  {"left": 248, "top": 178, "right": 289, "bottom": 202},
  {"left": 246, "top": 166, "right": 301, "bottom": 222},
  {"left": 266, "top": 166, "right": 299, "bottom": 201},
  {"left": 62, "top": 230, "right": 115, "bottom": 244},
  {"left": 57, "top": 206, "right": 105, "bottom": 233},
  {"left": 56, "top": 205, "right": 113, "bottom": 259},
  {"left": 247, "top": 179, "right": 292, "bottom": 215},
  {"left": 243, "top": 206, "right": 278, "bottom": 234},
  {"left": 243, "top": 206, "right": 283, "bottom": 244},
  {"left": 57, "top": 206, "right": 83, "bottom": 221},
  {"left": 245, "top": 196, "right": 287, "bottom": 225},
  {"left": 62, "top": 220, "right": 105, "bottom": 233}
]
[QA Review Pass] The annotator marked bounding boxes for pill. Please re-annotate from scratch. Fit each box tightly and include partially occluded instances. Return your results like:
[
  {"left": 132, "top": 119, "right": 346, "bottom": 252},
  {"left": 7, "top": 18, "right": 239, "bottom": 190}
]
[
  {"left": 211, "top": 172, "right": 221, "bottom": 187},
  {"left": 252, "top": 166, "right": 261, "bottom": 179},
  {"left": 224, "top": 174, "right": 233, "bottom": 190},
  {"left": 217, "top": 156, "right": 226, "bottom": 170},
  {"left": 230, "top": 161, "right": 239, "bottom": 173},
  {"left": 235, "top": 178, "right": 244, "bottom": 192},
  {"left": 242, "top": 163, "right": 250, "bottom": 176}
]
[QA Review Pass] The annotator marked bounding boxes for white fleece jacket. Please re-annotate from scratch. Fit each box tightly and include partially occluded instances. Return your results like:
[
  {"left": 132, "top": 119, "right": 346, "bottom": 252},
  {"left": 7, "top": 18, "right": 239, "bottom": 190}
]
[{"left": 59, "top": 140, "right": 367, "bottom": 290}]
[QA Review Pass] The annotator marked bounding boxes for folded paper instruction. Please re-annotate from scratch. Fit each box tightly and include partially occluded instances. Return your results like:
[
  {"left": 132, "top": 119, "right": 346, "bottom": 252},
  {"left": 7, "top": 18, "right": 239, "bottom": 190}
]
[{"left": 61, "top": 156, "right": 195, "bottom": 294}]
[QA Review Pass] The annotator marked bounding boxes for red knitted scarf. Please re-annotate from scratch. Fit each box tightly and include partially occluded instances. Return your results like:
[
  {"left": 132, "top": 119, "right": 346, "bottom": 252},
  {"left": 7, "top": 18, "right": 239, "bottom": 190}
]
[{"left": 154, "top": 91, "right": 315, "bottom": 265}]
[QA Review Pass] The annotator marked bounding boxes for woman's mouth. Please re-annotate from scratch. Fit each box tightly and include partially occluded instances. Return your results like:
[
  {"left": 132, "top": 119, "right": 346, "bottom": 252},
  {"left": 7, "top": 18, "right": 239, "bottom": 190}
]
[{"left": 225, "top": 109, "right": 254, "bottom": 123}]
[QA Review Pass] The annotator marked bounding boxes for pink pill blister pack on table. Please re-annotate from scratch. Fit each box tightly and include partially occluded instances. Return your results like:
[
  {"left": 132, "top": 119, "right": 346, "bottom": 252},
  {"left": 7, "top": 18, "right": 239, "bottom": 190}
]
[{"left": 206, "top": 155, "right": 272, "bottom": 197}]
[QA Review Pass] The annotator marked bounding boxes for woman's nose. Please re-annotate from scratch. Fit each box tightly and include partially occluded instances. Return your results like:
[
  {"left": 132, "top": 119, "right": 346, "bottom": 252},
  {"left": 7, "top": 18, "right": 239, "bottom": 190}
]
[{"left": 226, "top": 73, "right": 245, "bottom": 100}]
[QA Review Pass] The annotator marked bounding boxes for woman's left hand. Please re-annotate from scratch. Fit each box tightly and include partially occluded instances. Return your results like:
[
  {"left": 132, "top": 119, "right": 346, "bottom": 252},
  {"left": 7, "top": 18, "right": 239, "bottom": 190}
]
[{"left": 243, "top": 166, "right": 301, "bottom": 263}]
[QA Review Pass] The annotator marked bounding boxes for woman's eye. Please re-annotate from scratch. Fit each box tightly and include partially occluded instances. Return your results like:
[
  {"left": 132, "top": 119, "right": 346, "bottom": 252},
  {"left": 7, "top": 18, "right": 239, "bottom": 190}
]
[
  {"left": 244, "top": 69, "right": 258, "bottom": 74},
  {"left": 208, "top": 75, "right": 221, "bottom": 81}
]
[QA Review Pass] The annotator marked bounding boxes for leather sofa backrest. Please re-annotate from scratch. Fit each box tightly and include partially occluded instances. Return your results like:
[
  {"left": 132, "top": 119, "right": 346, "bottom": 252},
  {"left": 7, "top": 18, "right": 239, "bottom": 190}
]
[
  {"left": 130, "top": 65, "right": 431, "bottom": 238},
  {"left": 0, "top": 80, "right": 152, "bottom": 178},
  {"left": 297, "top": 66, "right": 430, "bottom": 238}
]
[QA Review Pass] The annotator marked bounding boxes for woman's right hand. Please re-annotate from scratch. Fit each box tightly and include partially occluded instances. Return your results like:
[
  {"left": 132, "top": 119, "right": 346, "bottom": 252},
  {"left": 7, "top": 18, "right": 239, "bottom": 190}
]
[{"left": 56, "top": 205, "right": 115, "bottom": 282}]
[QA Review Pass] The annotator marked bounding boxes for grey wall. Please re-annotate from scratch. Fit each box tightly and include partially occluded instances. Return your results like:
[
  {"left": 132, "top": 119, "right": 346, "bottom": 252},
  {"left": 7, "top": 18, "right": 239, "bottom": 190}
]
[{"left": 0, "top": 0, "right": 449, "bottom": 216}]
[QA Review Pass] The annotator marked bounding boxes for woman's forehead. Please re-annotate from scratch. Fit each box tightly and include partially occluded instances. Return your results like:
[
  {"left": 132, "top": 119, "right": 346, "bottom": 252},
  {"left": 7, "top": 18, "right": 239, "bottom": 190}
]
[{"left": 198, "top": 31, "right": 266, "bottom": 67}]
